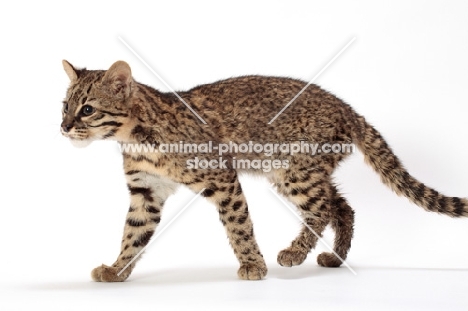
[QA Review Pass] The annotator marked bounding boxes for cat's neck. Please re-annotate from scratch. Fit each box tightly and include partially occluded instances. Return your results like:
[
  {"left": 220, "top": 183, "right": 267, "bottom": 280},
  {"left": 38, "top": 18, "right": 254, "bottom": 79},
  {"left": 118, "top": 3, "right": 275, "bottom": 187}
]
[
  {"left": 120, "top": 83, "right": 177, "bottom": 144},
  {"left": 122, "top": 82, "right": 215, "bottom": 145},
  {"left": 131, "top": 83, "right": 175, "bottom": 121}
]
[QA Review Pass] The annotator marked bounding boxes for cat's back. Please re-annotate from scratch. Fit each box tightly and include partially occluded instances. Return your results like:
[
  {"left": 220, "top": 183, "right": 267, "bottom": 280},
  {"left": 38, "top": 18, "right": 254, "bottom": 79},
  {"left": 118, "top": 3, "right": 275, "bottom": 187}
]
[
  {"left": 188, "top": 75, "right": 308, "bottom": 105},
  {"left": 185, "top": 75, "right": 347, "bottom": 142}
]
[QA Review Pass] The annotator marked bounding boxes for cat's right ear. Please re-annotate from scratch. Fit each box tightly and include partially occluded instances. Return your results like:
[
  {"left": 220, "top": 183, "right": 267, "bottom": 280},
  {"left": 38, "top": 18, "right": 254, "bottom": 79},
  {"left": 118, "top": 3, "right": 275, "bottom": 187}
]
[{"left": 62, "top": 60, "right": 78, "bottom": 82}]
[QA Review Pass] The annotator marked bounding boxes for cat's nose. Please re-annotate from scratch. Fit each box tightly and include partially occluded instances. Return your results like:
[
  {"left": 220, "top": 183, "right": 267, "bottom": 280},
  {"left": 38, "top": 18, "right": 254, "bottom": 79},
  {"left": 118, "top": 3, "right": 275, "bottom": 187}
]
[{"left": 61, "top": 123, "right": 73, "bottom": 133}]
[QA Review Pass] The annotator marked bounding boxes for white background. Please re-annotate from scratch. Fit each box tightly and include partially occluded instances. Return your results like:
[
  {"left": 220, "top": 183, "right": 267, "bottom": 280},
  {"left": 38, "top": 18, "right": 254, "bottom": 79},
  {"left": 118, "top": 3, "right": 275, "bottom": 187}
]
[{"left": 1, "top": 0, "right": 468, "bottom": 310}]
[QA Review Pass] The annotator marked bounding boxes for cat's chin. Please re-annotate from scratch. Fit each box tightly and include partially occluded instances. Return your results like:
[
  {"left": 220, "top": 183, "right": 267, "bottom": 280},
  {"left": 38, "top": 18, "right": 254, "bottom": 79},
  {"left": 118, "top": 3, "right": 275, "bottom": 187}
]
[{"left": 70, "top": 139, "right": 92, "bottom": 148}]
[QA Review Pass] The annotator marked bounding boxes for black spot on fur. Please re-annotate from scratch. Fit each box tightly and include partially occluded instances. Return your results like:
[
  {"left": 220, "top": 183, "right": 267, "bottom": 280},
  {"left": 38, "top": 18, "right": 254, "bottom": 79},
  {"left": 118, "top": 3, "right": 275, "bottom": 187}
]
[
  {"left": 126, "top": 170, "right": 141, "bottom": 175},
  {"left": 127, "top": 218, "right": 146, "bottom": 227},
  {"left": 220, "top": 197, "right": 231, "bottom": 207},
  {"left": 150, "top": 216, "right": 161, "bottom": 223},
  {"left": 232, "top": 201, "right": 243, "bottom": 211},
  {"left": 452, "top": 197, "right": 465, "bottom": 216},
  {"left": 438, "top": 196, "right": 448, "bottom": 213},
  {"left": 146, "top": 206, "right": 160, "bottom": 214},
  {"left": 241, "top": 248, "right": 251, "bottom": 255},
  {"left": 90, "top": 121, "right": 123, "bottom": 128},
  {"left": 237, "top": 215, "right": 247, "bottom": 224},
  {"left": 128, "top": 186, "right": 154, "bottom": 202},
  {"left": 202, "top": 188, "right": 215, "bottom": 197},
  {"left": 299, "top": 196, "right": 321, "bottom": 211},
  {"left": 102, "top": 129, "right": 117, "bottom": 139},
  {"left": 133, "top": 230, "right": 154, "bottom": 247}
]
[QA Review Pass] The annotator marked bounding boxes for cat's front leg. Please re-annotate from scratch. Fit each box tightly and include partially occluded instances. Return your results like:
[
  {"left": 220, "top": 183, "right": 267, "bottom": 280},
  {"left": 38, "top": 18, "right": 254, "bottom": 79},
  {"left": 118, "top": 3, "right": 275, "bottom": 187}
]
[
  {"left": 91, "top": 171, "right": 178, "bottom": 282},
  {"left": 185, "top": 169, "right": 267, "bottom": 280}
]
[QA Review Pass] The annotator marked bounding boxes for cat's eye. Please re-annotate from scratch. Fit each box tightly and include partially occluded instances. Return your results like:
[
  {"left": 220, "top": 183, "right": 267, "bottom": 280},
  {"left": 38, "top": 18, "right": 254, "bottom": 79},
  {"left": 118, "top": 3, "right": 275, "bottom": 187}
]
[
  {"left": 81, "top": 105, "right": 95, "bottom": 116},
  {"left": 63, "top": 102, "right": 69, "bottom": 113}
]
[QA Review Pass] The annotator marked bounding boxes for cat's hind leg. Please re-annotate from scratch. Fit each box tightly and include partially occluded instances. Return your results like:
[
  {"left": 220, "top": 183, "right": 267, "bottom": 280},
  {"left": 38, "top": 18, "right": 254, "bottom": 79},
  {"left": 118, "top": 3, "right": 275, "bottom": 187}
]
[
  {"left": 270, "top": 168, "right": 333, "bottom": 267},
  {"left": 317, "top": 186, "right": 354, "bottom": 267}
]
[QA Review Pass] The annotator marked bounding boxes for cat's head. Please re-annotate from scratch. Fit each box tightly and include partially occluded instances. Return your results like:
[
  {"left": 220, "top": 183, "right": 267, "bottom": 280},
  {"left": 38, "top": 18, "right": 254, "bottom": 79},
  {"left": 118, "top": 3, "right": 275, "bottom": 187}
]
[{"left": 61, "top": 60, "right": 134, "bottom": 147}]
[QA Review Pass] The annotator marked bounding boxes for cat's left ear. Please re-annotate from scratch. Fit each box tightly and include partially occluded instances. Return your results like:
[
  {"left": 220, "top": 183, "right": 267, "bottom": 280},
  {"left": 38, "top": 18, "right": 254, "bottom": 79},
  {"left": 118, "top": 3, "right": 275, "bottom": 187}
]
[{"left": 102, "top": 61, "right": 133, "bottom": 99}]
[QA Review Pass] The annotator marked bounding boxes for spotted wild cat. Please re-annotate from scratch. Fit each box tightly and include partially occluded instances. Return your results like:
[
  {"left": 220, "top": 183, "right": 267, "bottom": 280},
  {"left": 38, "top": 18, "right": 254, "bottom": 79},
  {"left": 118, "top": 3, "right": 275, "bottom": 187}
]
[{"left": 61, "top": 60, "right": 468, "bottom": 282}]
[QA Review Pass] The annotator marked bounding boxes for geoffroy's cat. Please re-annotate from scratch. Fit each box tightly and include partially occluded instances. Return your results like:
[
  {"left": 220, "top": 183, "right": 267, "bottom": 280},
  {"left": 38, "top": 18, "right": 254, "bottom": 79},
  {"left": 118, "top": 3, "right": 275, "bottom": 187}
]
[{"left": 61, "top": 60, "right": 468, "bottom": 282}]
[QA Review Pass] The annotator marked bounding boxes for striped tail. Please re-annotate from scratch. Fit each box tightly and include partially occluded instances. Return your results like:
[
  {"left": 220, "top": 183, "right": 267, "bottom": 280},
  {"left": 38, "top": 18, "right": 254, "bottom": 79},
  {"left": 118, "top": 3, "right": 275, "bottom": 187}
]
[{"left": 351, "top": 113, "right": 468, "bottom": 217}]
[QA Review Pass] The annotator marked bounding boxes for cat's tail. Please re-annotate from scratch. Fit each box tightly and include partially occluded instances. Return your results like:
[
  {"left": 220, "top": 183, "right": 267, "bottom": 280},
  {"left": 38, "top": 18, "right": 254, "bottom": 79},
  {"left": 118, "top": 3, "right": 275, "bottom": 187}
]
[{"left": 348, "top": 108, "right": 468, "bottom": 217}]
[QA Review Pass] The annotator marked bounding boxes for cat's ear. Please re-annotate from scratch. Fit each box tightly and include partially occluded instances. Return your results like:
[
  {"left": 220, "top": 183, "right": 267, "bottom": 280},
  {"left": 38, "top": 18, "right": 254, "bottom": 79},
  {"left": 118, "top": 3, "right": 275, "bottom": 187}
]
[
  {"left": 102, "top": 61, "right": 133, "bottom": 98},
  {"left": 62, "top": 60, "right": 78, "bottom": 82}
]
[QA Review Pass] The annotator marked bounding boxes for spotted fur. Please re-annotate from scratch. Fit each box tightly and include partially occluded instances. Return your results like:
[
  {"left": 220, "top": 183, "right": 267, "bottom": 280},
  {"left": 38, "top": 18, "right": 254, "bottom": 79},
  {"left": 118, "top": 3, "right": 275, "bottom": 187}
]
[{"left": 61, "top": 60, "right": 468, "bottom": 282}]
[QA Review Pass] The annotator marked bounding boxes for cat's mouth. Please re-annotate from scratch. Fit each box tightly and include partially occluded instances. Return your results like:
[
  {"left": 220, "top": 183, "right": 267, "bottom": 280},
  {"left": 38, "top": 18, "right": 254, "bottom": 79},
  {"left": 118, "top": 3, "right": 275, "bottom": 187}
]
[
  {"left": 69, "top": 138, "right": 93, "bottom": 148},
  {"left": 61, "top": 130, "right": 93, "bottom": 148}
]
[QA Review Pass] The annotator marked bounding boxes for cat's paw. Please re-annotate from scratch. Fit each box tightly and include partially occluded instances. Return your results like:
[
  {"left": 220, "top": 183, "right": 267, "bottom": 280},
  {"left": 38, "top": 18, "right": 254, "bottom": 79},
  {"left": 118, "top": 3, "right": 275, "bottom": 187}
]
[
  {"left": 277, "top": 248, "right": 308, "bottom": 267},
  {"left": 91, "top": 264, "right": 129, "bottom": 282},
  {"left": 317, "top": 252, "right": 342, "bottom": 267},
  {"left": 237, "top": 262, "right": 267, "bottom": 280}
]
